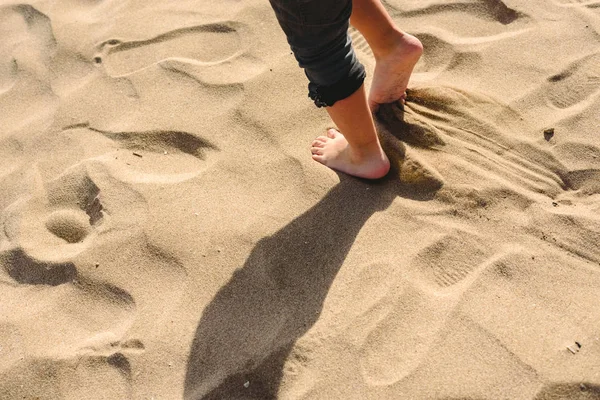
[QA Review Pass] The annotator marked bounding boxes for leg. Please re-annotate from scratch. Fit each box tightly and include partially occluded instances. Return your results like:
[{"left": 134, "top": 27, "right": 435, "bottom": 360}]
[
  {"left": 269, "top": 0, "right": 389, "bottom": 179},
  {"left": 312, "top": 84, "right": 390, "bottom": 179},
  {"left": 350, "top": 0, "right": 423, "bottom": 112}
]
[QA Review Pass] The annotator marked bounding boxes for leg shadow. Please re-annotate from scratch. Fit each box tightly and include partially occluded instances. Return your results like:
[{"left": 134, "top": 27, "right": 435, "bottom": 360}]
[{"left": 184, "top": 108, "right": 443, "bottom": 399}]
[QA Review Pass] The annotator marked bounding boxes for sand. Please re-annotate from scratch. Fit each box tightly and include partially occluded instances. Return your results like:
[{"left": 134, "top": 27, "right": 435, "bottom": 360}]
[{"left": 1, "top": 0, "right": 600, "bottom": 398}]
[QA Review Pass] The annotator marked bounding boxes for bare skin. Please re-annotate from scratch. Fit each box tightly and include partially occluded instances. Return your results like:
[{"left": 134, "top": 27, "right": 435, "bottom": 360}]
[
  {"left": 350, "top": 0, "right": 423, "bottom": 112},
  {"left": 310, "top": 0, "right": 423, "bottom": 179},
  {"left": 311, "top": 128, "right": 389, "bottom": 179},
  {"left": 311, "top": 83, "right": 390, "bottom": 179},
  {"left": 368, "top": 31, "right": 423, "bottom": 112},
  {"left": 311, "top": 127, "right": 390, "bottom": 180}
]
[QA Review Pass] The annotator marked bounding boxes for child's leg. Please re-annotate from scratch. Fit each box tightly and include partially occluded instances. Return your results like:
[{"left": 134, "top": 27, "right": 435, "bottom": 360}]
[
  {"left": 312, "top": 84, "right": 389, "bottom": 179},
  {"left": 268, "top": 0, "right": 390, "bottom": 179},
  {"left": 350, "top": 0, "right": 423, "bottom": 111},
  {"left": 312, "top": 0, "right": 425, "bottom": 178}
]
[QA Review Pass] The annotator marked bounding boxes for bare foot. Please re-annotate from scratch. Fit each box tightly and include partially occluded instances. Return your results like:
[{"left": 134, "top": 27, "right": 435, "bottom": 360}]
[
  {"left": 311, "top": 129, "right": 390, "bottom": 179},
  {"left": 369, "top": 31, "right": 423, "bottom": 112}
]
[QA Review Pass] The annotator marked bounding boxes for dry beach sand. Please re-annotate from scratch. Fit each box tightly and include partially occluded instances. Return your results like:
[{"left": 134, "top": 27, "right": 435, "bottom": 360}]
[{"left": 1, "top": 0, "right": 600, "bottom": 398}]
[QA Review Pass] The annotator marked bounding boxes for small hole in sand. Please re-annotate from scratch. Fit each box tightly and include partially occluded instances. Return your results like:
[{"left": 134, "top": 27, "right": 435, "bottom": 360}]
[
  {"left": 45, "top": 209, "right": 92, "bottom": 243},
  {"left": 93, "top": 56, "right": 102, "bottom": 64}
]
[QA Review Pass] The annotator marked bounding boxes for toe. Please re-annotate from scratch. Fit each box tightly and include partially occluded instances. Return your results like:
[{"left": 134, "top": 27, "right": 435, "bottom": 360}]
[
  {"left": 311, "top": 147, "right": 323, "bottom": 155},
  {"left": 327, "top": 129, "right": 339, "bottom": 139},
  {"left": 315, "top": 136, "right": 328, "bottom": 143},
  {"left": 312, "top": 154, "right": 325, "bottom": 163},
  {"left": 311, "top": 140, "right": 325, "bottom": 148}
]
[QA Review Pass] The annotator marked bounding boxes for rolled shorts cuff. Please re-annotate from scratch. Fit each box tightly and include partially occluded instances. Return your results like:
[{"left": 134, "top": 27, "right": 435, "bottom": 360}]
[{"left": 308, "top": 63, "right": 366, "bottom": 108}]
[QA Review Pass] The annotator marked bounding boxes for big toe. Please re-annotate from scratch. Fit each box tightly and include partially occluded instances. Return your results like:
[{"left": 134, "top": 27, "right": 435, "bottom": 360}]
[
  {"left": 312, "top": 153, "right": 325, "bottom": 163},
  {"left": 327, "top": 129, "right": 339, "bottom": 139}
]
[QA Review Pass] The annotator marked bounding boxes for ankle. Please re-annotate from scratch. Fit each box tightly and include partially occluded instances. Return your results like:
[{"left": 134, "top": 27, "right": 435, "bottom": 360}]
[
  {"left": 370, "top": 28, "right": 404, "bottom": 59},
  {"left": 372, "top": 30, "right": 423, "bottom": 60},
  {"left": 348, "top": 138, "right": 385, "bottom": 159}
]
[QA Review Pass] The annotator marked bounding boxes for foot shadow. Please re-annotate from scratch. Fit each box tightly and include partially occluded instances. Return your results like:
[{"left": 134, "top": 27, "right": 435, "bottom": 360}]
[
  {"left": 375, "top": 94, "right": 446, "bottom": 150},
  {"left": 184, "top": 108, "right": 443, "bottom": 399}
]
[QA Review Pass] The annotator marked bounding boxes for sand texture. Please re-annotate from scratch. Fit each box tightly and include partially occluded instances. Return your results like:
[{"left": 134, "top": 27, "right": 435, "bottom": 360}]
[{"left": 1, "top": 0, "right": 600, "bottom": 399}]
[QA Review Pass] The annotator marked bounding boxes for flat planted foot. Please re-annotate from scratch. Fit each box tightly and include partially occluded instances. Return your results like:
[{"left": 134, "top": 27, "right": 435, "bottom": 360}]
[{"left": 311, "top": 129, "right": 390, "bottom": 179}]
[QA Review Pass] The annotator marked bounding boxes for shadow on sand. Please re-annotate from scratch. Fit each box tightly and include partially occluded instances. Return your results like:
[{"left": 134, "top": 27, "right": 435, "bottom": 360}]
[{"left": 184, "top": 104, "right": 443, "bottom": 399}]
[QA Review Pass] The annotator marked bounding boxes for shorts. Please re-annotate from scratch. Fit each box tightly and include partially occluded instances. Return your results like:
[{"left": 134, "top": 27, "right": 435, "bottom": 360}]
[{"left": 268, "top": 0, "right": 366, "bottom": 107}]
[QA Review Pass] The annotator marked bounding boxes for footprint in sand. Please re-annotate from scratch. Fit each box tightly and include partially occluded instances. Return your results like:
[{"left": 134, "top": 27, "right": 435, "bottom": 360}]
[
  {"left": 412, "top": 33, "right": 463, "bottom": 79},
  {"left": 358, "top": 284, "right": 454, "bottom": 386},
  {"left": 1, "top": 164, "right": 106, "bottom": 263},
  {"left": 100, "top": 22, "right": 241, "bottom": 75},
  {"left": 512, "top": 51, "right": 600, "bottom": 131},
  {"left": 97, "top": 21, "right": 264, "bottom": 85},
  {"left": 408, "top": 231, "right": 492, "bottom": 288},
  {"left": 0, "top": 161, "right": 189, "bottom": 397},
  {"left": 545, "top": 52, "right": 600, "bottom": 110},
  {"left": 384, "top": 0, "right": 525, "bottom": 25},
  {"left": 338, "top": 262, "right": 451, "bottom": 386},
  {"left": 356, "top": 277, "right": 477, "bottom": 386},
  {"left": 62, "top": 124, "right": 220, "bottom": 184},
  {"left": 89, "top": 24, "right": 265, "bottom": 123},
  {"left": 356, "top": 247, "right": 523, "bottom": 386},
  {"left": 0, "top": 162, "right": 184, "bottom": 359},
  {"left": 45, "top": 209, "right": 92, "bottom": 244},
  {"left": 0, "top": 165, "right": 137, "bottom": 358},
  {"left": 407, "top": 29, "right": 528, "bottom": 82}
]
